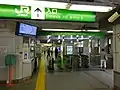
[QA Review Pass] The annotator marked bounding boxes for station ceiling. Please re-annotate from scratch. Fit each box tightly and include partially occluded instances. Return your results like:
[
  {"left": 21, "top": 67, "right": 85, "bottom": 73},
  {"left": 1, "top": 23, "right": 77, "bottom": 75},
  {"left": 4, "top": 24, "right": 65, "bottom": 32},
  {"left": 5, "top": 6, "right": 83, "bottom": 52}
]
[
  {"left": 36, "top": 0, "right": 120, "bottom": 6},
  {"left": 10, "top": 0, "right": 116, "bottom": 42},
  {"left": 21, "top": 20, "right": 99, "bottom": 30},
  {"left": 14, "top": 0, "right": 120, "bottom": 31},
  {"left": 19, "top": 13, "right": 110, "bottom": 31}
]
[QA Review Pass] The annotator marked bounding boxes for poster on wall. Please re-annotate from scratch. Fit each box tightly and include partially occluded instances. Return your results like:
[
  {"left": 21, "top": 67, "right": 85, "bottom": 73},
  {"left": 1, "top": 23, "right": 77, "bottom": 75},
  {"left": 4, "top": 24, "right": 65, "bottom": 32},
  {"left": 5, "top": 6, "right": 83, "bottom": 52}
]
[
  {"left": 67, "top": 46, "right": 73, "bottom": 55},
  {"left": 0, "top": 46, "right": 7, "bottom": 53}
]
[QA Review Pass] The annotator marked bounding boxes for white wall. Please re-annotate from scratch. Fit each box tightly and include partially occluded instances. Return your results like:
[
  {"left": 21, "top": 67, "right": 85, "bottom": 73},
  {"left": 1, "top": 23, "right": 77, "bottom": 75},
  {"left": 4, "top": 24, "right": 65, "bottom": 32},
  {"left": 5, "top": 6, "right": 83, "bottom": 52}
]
[
  {"left": 0, "top": 21, "right": 24, "bottom": 81},
  {"left": 0, "top": 21, "right": 36, "bottom": 81},
  {"left": 14, "top": 36, "right": 23, "bottom": 80},
  {"left": 0, "top": 21, "right": 15, "bottom": 81}
]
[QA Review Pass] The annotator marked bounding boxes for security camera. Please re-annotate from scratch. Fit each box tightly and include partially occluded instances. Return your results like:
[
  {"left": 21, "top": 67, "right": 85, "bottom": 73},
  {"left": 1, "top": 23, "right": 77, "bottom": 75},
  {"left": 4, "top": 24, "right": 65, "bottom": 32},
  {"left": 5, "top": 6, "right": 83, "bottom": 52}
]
[{"left": 108, "top": 9, "right": 120, "bottom": 23}]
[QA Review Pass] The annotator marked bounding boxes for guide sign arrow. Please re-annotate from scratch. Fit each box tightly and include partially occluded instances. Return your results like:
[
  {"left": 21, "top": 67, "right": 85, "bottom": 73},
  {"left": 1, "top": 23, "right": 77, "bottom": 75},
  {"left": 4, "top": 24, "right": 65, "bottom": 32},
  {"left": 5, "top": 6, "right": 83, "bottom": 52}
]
[
  {"left": 34, "top": 8, "right": 42, "bottom": 17},
  {"left": 31, "top": 6, "right": 44, "bottom": 19}
]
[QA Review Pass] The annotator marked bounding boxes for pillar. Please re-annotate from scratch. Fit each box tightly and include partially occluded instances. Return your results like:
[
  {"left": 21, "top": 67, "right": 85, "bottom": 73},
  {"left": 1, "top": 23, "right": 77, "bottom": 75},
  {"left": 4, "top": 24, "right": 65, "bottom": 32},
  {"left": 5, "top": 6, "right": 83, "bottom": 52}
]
[
  {"left": 61, "top": 42, "right": 64, "bottom": 68},
  {"left": 113, "top": 24, "right": 120, "bottom": 89}
]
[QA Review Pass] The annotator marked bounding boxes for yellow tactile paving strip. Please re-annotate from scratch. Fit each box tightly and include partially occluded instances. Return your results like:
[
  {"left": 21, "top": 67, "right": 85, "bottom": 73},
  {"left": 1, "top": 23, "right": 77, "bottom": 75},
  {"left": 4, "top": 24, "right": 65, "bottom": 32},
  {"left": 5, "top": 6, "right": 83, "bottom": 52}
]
[{"left": 35, "top": 55, "right": 45, "bottom": 90}]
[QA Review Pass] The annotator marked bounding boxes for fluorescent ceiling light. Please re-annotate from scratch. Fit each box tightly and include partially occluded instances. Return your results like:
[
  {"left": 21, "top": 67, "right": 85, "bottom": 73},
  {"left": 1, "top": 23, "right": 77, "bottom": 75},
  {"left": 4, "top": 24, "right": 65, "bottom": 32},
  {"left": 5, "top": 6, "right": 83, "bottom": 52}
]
[
  {"left": 69, "top": 4, "right": 113, "bottom": 12},
  {"left": 0, "top": 0, "right": 67, "bottom": 9},
  {"left": 77, "top": 39, "right": 79, "bottom": 42},
  {"left": 58, "top": 40, "right": 61, "bottom": 43},
  {"left": 76, "top": 35, "right": 79, "bottom": 37},
  {"left": 43, "top": 29, "right": 101, "bottom": 32},
  {"left": 71, "top": 41, "right": 73, "bottom": 43},
  {"left": 89, "top": 39, "right": 92, "bottom": 42},
  {"left": 107, "top": 31, "right": 113, "bottom": 33},
  {"left": 62, "top": 39, "right": 65, "bottom": 42},
  {"left": 82, "top": 30, "right": 86, "bottom": 31},
  {"left": 87, "top": 30, "right": 100, "bottom": 32},
  {"left": 44, "top": 44, "right": 52, "bottom": 46},
  {"left": 74, "top": 42, "right": 77, "bottom": 45},
  {"left": 35, "top": 1, "right": 67, "bottom": 9},
  {"left": 0, "top": 0, "right": 34, "bottom": 6},
  {"left": 0, "top": 0, "right": 113, "bottom": 12}
]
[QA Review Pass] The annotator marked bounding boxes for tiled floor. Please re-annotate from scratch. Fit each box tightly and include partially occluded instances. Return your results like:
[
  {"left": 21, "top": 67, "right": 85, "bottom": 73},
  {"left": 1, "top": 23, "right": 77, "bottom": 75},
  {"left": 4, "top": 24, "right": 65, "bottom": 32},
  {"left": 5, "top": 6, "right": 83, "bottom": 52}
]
[
  {"left": 84, "top": 70, "right": 113, "bottom": 88},
  {"left": 0, "top": 52, "right": 113, "bottom": 90},
  {"left": 0, "top": 72, "right": 38, "bottom": 90},
  {"left": 46, "top": 70, "right": 113, "bottom": 90}
]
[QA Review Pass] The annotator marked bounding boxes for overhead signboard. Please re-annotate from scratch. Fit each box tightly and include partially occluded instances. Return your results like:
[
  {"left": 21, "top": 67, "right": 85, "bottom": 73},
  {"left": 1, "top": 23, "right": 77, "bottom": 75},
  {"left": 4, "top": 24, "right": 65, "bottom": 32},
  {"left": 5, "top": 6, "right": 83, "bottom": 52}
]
[
  {"left": 31, "top": 7, "right": 96, "bottom": 22},
  {"left": 0, "top": 4, "right": 31, "bottom": 19},
  {"left": 0, "top": 4, "right": 96, "bottom": 22},
  {"left": 37, "top": 31, "right": 104, "bottom": 37},
  {"left": 44, "top": 8, "right": 96, "bottom": 22}
]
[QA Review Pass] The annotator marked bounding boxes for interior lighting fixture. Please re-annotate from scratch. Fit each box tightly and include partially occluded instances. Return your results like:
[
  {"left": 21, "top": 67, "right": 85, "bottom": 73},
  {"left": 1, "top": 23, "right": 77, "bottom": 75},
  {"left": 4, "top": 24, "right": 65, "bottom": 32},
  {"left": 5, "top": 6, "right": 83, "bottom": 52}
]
[
  {"left": 107, "top": 31, "right": 113, "bottom": 33},
  {"left": 43, "top": 29, "right": 101, "bottom": 32},
  {"left": 1, "top": 1, "right": 113, "bottom": 12},
  {"left": 43, "top": 44, "right": 52, "bottom": 46},
  {"left": 76, "top": 35, "right": 79, "bottom": 37},
  {"left": 69, "top": 4, "right": 113, "bottom": 12},
  {"left": 42, "top": 29, "right": 82, "bottom": 32},
  {"left": 39, "top": 1, "right": 67, "bottom": 9},
  {"left": 0, "top": 0, "right": 67, "bottom": 9},
  {"left": 87, "top": 30, "right": 100, "bottom": 32},
  {"left": 77, "top": 39, "right": 79, "bottom": 42},
  {"left": 58, "top": 40, "right": 61, "bottom": 43},
  {"left": 71, "top": 41, "right": 73, "bottom": 43},
  {"left": 62, "top": 39, "right": 65, "bottom": 42}
]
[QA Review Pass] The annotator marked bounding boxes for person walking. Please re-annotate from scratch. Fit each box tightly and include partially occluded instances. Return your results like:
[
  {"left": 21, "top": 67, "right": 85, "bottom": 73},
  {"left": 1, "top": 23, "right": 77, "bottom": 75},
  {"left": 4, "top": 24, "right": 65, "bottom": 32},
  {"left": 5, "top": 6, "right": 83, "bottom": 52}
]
[
  {"left": 47, "top": 48, "right": 50, "bottom": 57},
  {"left": 100, "top": 49, "right": 108, "bottom": 71},
  {"left": 55, "top": 47, "right": 58, "bottom": 58}
]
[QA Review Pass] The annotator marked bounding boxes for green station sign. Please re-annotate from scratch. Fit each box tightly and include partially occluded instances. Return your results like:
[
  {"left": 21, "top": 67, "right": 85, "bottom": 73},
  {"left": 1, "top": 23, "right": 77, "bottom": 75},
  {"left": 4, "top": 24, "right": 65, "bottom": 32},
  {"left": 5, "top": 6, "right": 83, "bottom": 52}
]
[
  {"left": 45, "top": 8, "right": 96, "bottom": 22},
  {"left": 0, "top": 4, "right": 31, "bottom": 19},
  {"left": 37, "top": 31, "right": 104, "bottom": 37},
  {"left": 0, "top": 4, "right": 96, "bottom": 22}
]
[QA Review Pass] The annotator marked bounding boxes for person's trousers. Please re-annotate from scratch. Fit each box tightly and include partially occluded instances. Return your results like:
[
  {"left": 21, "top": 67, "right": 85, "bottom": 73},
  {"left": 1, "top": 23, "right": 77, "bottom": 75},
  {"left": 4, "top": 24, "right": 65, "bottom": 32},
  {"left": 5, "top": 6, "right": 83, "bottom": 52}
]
[{"left": 100, "top": 59, "right": 106, "bottom": 68}]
